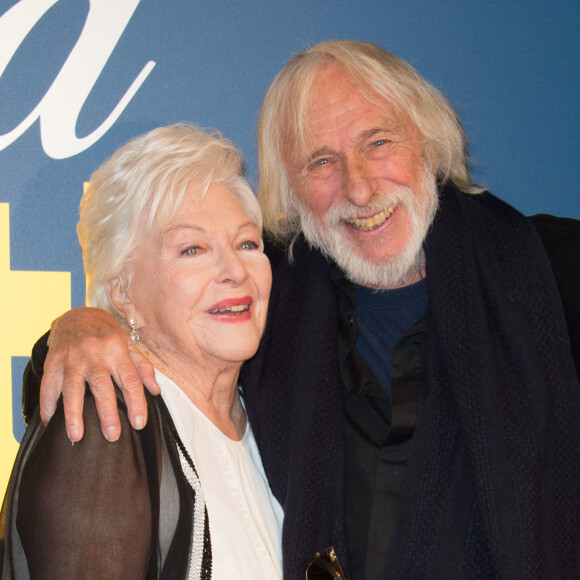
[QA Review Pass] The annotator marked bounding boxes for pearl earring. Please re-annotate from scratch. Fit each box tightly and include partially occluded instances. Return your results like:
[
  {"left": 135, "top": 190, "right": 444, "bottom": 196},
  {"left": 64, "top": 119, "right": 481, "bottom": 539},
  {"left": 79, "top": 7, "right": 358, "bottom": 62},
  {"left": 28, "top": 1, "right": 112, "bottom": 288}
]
[{"left": 129, "top": 318, "right": 140, "bottom": 342}]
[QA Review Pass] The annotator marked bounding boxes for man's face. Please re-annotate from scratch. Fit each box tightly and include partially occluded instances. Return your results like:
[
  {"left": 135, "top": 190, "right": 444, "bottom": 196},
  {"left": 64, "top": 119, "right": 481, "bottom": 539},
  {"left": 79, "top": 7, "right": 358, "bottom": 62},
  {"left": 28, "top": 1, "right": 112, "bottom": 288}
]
[{"left": 286, "top": 63, "right": 438, "bottom": 289}]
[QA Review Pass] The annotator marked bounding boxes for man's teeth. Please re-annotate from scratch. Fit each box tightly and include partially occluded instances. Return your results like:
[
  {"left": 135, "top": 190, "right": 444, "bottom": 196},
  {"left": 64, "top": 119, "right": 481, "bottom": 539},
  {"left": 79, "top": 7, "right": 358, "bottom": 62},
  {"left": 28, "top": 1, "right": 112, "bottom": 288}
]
[
  {"left": 207, "top": 304, "right": 249, "bottom": 314},
  {"left": 349, "top": 206, "right": 394, "bottom": 231}
]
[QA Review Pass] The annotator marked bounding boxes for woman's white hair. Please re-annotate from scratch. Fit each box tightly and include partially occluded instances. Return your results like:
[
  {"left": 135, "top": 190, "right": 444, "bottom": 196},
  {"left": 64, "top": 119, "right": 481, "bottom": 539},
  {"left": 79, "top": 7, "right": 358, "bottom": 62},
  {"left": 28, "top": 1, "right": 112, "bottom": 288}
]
[
  {"left": 78, "top": 123, "right": 261, "bottom": 318},
  {"left": 258, "top": 40, "right": 483, "bottom": 243}
]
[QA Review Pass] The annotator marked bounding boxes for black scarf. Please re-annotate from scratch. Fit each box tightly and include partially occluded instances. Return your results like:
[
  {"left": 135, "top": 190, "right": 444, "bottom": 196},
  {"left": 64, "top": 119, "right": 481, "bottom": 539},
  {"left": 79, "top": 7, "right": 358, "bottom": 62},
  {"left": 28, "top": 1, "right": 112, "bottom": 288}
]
[
  {"left": 387, "top": 186, "right": 580, "bottom": 578},
  {"left": 244, "top": 184, "right": 580, "bottom": 579}
]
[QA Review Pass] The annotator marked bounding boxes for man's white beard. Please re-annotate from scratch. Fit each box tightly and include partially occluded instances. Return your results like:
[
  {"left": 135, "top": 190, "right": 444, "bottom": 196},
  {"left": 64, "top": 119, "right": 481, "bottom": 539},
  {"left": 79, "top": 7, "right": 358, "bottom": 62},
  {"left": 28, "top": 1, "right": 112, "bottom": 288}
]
[{"left": 295, "top": 171, "right": 439, "bottom": 289}]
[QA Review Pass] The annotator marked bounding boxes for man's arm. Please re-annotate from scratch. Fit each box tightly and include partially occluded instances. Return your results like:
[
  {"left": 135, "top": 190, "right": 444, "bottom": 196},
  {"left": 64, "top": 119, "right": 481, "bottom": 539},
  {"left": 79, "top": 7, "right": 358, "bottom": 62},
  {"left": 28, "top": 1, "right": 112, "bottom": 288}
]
[{"left": 23, "top": 307, "right": 159, "bottom": 442}]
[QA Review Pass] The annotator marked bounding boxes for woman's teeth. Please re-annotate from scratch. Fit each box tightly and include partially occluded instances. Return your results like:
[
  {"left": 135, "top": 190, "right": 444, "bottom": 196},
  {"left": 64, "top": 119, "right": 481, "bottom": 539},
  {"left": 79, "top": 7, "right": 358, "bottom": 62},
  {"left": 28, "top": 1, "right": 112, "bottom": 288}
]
[{"left": 207, "top": 304, "right": 249, "bottom": 315}]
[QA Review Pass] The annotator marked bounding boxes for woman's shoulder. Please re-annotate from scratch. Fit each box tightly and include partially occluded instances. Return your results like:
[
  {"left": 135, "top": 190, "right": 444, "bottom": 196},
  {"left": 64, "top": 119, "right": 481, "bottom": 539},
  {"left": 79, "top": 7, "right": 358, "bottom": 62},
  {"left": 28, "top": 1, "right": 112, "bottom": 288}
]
[{"left": 6, "top": 384, "right": 158, "bottom": 579}]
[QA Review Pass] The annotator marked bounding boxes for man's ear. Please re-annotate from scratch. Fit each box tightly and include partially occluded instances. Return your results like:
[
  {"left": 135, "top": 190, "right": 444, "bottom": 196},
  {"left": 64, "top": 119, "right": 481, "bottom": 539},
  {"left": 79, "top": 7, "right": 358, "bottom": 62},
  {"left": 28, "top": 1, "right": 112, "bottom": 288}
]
[{"left": 105, "top": 273, "right": 135, "bottom": 324}]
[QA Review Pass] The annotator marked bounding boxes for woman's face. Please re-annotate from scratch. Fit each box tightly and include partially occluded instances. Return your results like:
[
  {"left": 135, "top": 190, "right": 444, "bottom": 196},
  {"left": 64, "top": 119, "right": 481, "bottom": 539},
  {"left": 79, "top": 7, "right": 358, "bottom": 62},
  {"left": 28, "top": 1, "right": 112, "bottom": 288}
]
[{"left": 127, "top": 182, "right": 271, "bottom": 372}]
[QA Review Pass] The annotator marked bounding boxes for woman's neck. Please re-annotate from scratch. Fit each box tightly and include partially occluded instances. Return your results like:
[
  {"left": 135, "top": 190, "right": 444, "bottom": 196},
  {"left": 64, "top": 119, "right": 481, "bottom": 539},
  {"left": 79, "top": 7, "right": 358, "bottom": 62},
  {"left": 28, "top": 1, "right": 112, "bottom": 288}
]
[{"left": 137, "top": 343, "right": 247, "bottom": 440}]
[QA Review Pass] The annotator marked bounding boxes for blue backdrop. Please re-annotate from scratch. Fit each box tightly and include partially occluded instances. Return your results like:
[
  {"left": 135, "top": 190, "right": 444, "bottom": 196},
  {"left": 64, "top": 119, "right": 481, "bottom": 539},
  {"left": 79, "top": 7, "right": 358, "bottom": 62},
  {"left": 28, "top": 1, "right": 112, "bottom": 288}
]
[{"left": 0, "top": 0, "right": 578, "bottom": 491}]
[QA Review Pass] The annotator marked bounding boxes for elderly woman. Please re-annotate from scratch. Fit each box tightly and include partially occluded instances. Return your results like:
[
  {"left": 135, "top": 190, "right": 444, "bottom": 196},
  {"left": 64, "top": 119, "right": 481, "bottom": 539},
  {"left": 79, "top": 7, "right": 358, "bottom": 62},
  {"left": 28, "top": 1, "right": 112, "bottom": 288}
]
[{"left": 1, "top": 124, "right": 282, "bottom": 579}]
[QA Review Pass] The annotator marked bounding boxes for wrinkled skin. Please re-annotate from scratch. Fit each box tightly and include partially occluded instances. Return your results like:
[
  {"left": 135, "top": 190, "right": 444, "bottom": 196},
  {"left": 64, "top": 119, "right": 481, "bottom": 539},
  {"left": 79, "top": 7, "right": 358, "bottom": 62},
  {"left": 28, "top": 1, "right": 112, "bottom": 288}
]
[{"left": 42, "top": 307, "right": 157, "bottom": 441}]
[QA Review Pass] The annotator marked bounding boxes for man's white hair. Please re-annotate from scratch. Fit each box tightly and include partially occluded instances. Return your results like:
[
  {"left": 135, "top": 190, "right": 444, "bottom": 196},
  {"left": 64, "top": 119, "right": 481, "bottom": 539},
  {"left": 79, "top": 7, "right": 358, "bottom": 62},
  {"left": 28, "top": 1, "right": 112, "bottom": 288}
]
[{"left": 257, "top": 40, "right": 483, "bottom": 244}]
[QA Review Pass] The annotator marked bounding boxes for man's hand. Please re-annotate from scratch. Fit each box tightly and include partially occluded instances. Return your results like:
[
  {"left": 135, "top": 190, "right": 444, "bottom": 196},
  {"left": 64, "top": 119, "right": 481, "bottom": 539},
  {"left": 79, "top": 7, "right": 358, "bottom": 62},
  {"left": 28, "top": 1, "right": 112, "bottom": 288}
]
[{"left": 40, "top": 307, "right": 160, "bottom": 442}]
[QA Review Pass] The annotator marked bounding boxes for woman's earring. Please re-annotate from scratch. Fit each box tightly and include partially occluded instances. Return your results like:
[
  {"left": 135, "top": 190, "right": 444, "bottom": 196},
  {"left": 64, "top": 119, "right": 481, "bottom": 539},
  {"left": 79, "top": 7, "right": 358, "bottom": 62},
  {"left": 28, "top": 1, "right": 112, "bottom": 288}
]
[{"left": 129, "top": 318, "right": 140, "bottom": 342}]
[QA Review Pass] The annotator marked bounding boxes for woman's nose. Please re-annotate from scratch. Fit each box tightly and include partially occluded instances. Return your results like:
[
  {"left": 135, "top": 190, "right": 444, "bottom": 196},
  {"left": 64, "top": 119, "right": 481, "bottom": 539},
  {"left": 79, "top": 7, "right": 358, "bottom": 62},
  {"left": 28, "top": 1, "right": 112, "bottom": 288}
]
[{"left": 217, "top": 248, "right": 248, "bottom": 285}]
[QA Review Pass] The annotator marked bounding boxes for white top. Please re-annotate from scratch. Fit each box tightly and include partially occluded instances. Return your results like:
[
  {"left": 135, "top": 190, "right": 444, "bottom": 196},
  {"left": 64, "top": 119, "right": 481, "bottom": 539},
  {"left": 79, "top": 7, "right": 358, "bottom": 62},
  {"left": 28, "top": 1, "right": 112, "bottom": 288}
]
[{"left": 158, "top": 370, "right": 284, "bottom": 579}]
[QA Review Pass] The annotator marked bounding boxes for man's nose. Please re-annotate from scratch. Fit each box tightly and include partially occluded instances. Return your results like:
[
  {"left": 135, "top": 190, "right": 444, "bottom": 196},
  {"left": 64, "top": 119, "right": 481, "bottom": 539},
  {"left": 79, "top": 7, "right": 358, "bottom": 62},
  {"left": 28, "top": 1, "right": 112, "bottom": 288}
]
[{"left": 342, "top": 157, "right": 375, "bottom": 206}]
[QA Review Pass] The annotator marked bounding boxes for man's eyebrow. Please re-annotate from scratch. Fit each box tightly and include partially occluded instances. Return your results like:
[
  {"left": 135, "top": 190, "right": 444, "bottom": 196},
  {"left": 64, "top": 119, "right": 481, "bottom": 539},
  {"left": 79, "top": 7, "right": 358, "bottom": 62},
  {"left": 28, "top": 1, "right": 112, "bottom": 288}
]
[
  {"left": 294, "top": 146, "right": 334, "bottom": 170},
  {"left": 294, "top": 122, "right": 405, "bottom": 170},
  {"left": 357, "top": 123, "right": 404, "bottom": 143}
]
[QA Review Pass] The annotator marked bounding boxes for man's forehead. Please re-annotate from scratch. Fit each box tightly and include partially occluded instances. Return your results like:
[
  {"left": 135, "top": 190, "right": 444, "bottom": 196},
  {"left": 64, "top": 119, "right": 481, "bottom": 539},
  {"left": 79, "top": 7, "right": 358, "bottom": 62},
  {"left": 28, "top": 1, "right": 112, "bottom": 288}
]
[
  {"left": 308, "top": 68, "right": 407, "bottom": 130},
  {"left": 308, "top": 62, "right": 398, "bottom": 109}
]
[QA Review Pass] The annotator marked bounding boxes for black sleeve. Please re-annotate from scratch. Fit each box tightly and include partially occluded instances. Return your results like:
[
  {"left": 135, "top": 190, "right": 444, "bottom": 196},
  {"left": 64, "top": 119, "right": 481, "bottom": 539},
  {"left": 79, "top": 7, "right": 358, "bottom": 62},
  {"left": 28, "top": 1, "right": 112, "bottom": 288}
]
[
  {"left": 531, "top": 214, "right": 580, "bottom": 377},
  {"left": 21, "top": 331, "right": 50, "bottom": 426},
  {"left": 14, "top": 390, "right": 154, "bottom": 579}
]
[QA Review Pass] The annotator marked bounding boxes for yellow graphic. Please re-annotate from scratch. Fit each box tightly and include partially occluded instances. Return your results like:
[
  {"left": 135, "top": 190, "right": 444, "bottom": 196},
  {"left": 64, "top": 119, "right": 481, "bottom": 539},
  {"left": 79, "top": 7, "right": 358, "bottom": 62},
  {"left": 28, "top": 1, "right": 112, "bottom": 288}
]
[{"left": 0, "top": 203, "right": 71, "bottom": 496}]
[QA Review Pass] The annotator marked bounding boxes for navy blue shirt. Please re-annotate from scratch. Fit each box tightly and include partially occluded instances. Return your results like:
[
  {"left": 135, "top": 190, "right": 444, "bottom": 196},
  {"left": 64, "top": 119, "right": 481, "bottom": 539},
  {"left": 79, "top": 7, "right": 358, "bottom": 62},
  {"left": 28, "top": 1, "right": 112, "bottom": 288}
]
[
  {"left": 333, "top": 266, "right": 428, "bottom": 579},
  {"left": 355, "top": 280, "right": 428, "bottom": 399}
]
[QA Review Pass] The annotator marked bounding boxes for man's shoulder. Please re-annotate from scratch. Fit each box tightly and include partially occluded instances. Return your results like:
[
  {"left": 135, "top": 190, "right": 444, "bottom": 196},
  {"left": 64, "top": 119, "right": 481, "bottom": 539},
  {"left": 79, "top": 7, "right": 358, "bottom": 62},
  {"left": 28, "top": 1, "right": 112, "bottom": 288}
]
[
  {"left": 530, "top": 213, "right": 580, "bottom": 373},
  {"left": 261, "top": 234, "right": 337, "bottom": 320},
  {"left": 529, "top": 213, "right": 580, "bottom": 271},
  {"left": 264, "top": 235, "right": 329, "bottom": 273},
  {"left": 264, "top": 237, "right": 289, "bottom": 270},
  {"left": 529, "top": 213, "right": 580, "bottom": 237}
]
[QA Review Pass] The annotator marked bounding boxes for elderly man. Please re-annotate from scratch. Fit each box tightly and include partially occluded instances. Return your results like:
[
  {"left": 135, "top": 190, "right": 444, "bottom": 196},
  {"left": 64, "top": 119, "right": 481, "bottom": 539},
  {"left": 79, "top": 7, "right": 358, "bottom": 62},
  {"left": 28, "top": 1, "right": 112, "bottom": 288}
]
[{"left": 20, "top": 41, "right": 580, "bottom": 579}]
